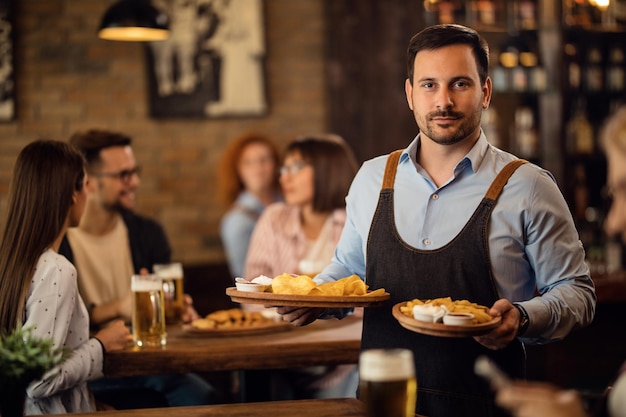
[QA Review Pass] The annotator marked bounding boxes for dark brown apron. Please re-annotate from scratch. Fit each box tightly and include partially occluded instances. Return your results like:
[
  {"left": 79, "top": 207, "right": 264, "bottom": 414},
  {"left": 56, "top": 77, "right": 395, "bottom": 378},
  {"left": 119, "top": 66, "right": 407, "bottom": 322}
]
[{"left": 363, "top": 150, "right": 527, "bottom": 417}]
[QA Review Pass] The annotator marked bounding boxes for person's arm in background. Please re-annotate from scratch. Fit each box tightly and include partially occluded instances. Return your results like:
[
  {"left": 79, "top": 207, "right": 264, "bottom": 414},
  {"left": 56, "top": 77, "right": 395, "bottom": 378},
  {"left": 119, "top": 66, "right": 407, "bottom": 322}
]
[{"left": 220, "top": 208, "right": 257, "bottom": 279}]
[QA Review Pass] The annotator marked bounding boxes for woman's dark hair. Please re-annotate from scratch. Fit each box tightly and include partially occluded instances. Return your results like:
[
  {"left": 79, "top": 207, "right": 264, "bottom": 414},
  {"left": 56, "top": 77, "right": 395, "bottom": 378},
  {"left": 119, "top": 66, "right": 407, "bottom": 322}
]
[
  {"left": 407, "top": 24, "right": 490, "bottom": 86},
  {"left": 285, "top": 134, "right": 358, "bottom": 213},
  {"left": 0, "top": 140, "right": 85, "bottom": 333}
]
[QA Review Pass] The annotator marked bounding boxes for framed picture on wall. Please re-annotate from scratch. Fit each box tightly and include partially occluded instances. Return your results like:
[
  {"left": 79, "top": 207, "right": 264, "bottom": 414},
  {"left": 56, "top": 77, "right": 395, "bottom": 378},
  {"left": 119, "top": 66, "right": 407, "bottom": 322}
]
[
  {"left": 146, "top": 0, "right": 267, "bottom": 119},
  {"left": 0, "top": 0, "right": 14, "bottom": 122}
]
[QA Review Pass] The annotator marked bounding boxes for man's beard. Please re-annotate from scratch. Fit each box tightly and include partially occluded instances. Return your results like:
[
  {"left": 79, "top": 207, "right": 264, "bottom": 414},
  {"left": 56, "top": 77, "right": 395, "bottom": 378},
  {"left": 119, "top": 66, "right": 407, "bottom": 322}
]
[{"left": 418, "top": 108, "right": 482, "bottom": 146}]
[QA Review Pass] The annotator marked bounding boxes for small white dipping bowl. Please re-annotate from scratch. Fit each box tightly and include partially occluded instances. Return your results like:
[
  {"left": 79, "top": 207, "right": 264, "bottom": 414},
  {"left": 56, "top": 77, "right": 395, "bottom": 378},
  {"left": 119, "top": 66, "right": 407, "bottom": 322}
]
[
  {"left": 442, "top": 312, "right": 475, "bottom": 326},
  {"left": 413, "top": 304, "right": 447, "bottom": 323},
  {"left": 235, "top": 282, "right": 267, "bottom": 292}
]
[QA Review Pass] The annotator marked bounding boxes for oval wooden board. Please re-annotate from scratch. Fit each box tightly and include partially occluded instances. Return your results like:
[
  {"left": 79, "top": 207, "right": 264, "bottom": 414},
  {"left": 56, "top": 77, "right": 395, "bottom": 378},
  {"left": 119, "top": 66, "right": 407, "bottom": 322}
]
[
  {"left": 392, "top": 302, "right": 501, "bottom": 338},
  {"left": 181, "top": 320, "right": 292, "bottom": 337},
  {"left": 226, "top": 287, "right": 390, "bottom": 308}
]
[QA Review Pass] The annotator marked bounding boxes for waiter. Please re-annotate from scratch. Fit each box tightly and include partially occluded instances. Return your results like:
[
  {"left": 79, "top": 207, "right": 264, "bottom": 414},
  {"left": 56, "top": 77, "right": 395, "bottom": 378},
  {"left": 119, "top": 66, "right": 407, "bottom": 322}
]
[{"left": 276, "top": 24, "right": 595, "bottom": 417}]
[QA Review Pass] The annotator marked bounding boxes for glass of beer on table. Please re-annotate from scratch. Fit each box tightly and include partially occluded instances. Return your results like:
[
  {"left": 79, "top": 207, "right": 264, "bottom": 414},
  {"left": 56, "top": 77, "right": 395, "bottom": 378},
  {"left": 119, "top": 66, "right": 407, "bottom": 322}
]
[
  {"left": 359, "top": 348, "right": 416, "bottom": 417},
  {"left": 153, "top": 262, "right": 185, "bottom": 324},
  {"left": 131, "top": 274, "right": 167, "bottom": 347}
]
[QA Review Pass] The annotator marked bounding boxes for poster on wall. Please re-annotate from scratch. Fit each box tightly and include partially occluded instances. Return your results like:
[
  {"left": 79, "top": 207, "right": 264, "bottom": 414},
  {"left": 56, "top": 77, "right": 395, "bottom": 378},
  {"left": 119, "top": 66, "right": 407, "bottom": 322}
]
[
  {"left": 146, "top": 0, "right": 267, "bottom": 119},
  {"left": 0, "top": 0, "right": 14, "bottom": 122}
]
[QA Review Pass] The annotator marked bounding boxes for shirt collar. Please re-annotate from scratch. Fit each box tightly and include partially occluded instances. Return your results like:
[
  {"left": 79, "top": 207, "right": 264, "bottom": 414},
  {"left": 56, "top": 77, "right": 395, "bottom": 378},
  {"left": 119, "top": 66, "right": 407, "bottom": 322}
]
[{"left": 402, "top": 130, "right": 490, "bottom": 174}]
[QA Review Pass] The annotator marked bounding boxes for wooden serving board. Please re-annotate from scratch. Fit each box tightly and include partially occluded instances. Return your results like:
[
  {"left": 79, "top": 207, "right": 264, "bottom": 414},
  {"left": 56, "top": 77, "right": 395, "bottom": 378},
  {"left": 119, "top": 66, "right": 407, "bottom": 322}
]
[
  {"left": 392, "top": 302, "right": 501, "bottom": 338},
  {"left": 226, "top": 287, "right": 390, "bottom": 308},
  {"left": 181, "top": 320, "right": 292, "bottom": 337}
]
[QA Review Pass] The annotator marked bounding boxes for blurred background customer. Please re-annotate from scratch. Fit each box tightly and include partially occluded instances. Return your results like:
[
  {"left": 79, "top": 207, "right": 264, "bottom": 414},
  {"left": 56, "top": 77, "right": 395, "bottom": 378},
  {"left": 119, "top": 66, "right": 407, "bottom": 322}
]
[
  {"left": 218, "top": 132, "right": 281, "bottom": 279},
  {"left": 244, "top": 134, "right": 359, "bottom": 400},
  {"left": 60, "top": 129, "right": 215, "bottom": 409},
  {"left": 0, "top": 140, "right": 130, "bottom": 414}
]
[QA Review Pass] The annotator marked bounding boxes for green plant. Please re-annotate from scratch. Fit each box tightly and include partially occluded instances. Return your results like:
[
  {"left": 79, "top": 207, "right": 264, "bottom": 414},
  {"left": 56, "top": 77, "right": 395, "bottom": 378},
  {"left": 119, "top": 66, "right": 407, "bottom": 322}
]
[{"left": 0, "top": 326, "right": 68, "bottom": 386}]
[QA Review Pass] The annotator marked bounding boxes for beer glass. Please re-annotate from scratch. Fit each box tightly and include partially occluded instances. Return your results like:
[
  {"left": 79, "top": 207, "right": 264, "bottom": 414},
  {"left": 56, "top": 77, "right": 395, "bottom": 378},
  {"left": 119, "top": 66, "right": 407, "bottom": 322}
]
[
  {"left": 153, "top": 262, "right": 185, "bottom": 324},
  {"left": 131, "top": 274, "right": 167, "bottom": 347},
  {"left": 359, "top": 348, "right": 417, "bottom": 417}
]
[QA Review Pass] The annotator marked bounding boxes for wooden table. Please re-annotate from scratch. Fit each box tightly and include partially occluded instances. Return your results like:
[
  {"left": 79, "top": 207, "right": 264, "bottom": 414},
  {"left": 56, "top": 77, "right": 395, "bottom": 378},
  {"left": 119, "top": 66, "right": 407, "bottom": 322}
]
[
  {"left": 105, "top": 315, "right": 363, "bottom": 377},
  {"left": 39, "top": 398, "right": 366, "bottom": 417}
]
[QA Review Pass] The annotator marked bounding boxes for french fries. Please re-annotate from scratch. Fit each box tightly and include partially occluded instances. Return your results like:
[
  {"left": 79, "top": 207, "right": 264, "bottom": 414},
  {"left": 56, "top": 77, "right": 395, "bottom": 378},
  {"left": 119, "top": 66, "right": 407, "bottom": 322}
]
[
  {"left": 191, "top": 308, "right": 277, "bottom": 330},
  {"left": 400, "top": 297, "right": 493, "bottom": 324}
]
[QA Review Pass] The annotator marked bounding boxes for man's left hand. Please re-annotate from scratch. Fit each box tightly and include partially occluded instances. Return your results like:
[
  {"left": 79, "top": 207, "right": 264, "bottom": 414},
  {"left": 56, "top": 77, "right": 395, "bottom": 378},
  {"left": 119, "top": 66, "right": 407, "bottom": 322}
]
[{"left": 474, "top": 299, "right": 519, "bottom": 350}]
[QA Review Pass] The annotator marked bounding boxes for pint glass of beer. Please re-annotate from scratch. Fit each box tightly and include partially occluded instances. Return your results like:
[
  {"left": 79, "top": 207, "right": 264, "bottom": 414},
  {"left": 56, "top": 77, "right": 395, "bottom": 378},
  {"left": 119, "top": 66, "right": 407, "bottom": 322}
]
[
  {"left": 154, "top": 262, "right": 185, "bottom": 324},
  {"left": 131, "top": 274, "right": 167, "bottom": 347},
  {"left": 359, "top": 349, "right": 416, "bottom": 417}
]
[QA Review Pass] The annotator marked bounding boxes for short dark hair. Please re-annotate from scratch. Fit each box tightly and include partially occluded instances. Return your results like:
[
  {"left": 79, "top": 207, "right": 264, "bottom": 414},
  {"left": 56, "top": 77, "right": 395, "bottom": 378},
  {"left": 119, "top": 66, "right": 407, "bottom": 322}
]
[
  {"left": 69, "top": 129, "right": 132, "bottom": 168},
  {"left": 285, "top": 134, "right": 358, "bottom": 213},
  {"left": 407, "top": 24, "right": 490, "bottom": 86}
]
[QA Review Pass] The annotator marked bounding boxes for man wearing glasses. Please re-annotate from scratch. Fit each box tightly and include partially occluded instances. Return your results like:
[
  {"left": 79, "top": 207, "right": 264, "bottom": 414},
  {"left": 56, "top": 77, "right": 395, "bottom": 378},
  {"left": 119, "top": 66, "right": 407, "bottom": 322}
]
[{"left": 60, "top": 129, "right": 214, "bottom": 409}]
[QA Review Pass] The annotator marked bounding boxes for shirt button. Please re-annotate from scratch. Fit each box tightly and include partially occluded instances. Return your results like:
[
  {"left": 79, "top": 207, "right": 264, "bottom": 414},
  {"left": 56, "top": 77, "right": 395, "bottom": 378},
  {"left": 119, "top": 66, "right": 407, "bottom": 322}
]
[
  {"left": 423, "top": 239, "right": 431, "bottom": 245},
  {"left": 432, "top": 194, "right": 439, "bottom": 200}
]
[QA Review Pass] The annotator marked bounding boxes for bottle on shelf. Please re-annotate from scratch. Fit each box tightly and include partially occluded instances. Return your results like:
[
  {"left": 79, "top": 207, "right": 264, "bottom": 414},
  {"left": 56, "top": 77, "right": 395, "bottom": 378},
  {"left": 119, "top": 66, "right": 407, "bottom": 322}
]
[
  {"left": 513, "top": 106, "right": 538, "bottom": 159},
  {"left": 514, "top": 0, "right": 537, "bottom": 30},
  {"left": 566, "top": 99, "right": 594, "bottom": 155},
  {"left": 482, "top": 107, "right": 502, "bottom": 148},
  {"left": 606, "top": 45, "right": 625, "bottom": 93},
  {"left": 565, "top": 42, "right": 582, "bottom": 91},
  {"left": 584, "top": 46, "right": 604, "bottom": 93}
]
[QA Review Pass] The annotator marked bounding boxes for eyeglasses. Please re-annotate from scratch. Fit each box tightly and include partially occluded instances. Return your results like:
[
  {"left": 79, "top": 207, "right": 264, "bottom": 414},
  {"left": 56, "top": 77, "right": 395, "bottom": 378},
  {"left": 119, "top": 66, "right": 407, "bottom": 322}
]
[
  {"left": 279, "top": 160, "right": 310, "bottom": 176},
  {"left": 91, "top": 166, "right": 142, "bottom": 183}
]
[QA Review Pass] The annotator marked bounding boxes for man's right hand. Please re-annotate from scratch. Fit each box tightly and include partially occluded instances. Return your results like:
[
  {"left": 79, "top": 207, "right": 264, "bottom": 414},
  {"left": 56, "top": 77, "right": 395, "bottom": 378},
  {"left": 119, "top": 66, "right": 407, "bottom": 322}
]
[{"left": 275, "top": 306, "right": 326, "bottom": 326}]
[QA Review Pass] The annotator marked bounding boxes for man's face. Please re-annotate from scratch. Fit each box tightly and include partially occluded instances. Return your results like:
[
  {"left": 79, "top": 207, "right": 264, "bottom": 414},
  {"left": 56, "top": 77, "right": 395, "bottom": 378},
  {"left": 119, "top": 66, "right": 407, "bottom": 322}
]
[
  {"left": 604, "top": 150, "right": 626, "bottom": 243},
  {"left": 88, "top": 145, "right": 141, "bottom": 212},
  {"left": 405, "top": 44, "right": 491, "bottom": 146}
]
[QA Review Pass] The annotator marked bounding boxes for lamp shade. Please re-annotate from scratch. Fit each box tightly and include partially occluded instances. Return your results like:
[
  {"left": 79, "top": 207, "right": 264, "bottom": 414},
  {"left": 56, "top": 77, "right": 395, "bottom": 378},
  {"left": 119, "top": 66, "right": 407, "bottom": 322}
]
[{"left": 98, "top": 0, "right": 169, "bottom": 42}]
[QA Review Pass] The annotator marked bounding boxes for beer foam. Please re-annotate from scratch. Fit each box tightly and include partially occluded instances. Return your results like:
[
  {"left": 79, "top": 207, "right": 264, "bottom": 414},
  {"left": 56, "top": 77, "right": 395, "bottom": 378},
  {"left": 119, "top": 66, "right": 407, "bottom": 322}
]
[
  {"left": 154, "top": 262, "right": 183, "bottom": 279},
  {"left": 359, "top": 349, "right": 415, "bottom": 381},
  {"left": 131, "top": 275, "right": 162, "bottom": 292}
]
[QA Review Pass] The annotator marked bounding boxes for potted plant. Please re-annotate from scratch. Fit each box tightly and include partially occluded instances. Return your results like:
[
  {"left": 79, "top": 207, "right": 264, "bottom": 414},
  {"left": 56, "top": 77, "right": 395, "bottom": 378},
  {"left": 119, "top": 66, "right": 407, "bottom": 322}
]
[{"left": 0, "top": 326, "right": 67, "bottom": 417}]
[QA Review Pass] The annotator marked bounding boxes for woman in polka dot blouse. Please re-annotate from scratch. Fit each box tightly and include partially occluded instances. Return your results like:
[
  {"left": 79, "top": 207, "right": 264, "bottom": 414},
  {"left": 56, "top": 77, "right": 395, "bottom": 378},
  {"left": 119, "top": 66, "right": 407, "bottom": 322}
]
[{"left": 0, "top": 140, "right": 131, "bottom": 414}]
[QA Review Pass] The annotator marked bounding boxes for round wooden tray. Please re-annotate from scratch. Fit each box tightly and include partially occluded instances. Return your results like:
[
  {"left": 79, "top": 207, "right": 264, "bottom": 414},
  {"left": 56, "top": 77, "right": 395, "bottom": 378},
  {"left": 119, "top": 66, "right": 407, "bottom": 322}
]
[
  {"left": 392, "top": 302, "right": 501, "bottom": 338},
  {"left": 181, "top": 320, "right": 292, "bottom": 337},
  {"left": 226, "top": 287, "right": 390, "bottom": 307}
]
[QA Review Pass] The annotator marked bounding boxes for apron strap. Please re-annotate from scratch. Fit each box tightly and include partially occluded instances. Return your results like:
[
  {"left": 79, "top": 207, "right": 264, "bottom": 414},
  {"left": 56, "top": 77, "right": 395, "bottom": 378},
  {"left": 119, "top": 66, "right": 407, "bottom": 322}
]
[
  {"left": 484, "top": 159, "right": 528, "bottom": 201},
  {"left": 382, "top": 150, "right": 526, "bottom": 201},
  {"left": 382, "top": 150, "right": 403, "bottom": 190}
]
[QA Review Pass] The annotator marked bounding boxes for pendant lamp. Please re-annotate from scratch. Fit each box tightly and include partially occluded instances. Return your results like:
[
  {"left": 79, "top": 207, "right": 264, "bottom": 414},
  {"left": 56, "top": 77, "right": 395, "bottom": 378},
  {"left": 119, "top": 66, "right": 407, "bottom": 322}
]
[{"left": 98, "top": 0, "right": 169, "bottom": 42}]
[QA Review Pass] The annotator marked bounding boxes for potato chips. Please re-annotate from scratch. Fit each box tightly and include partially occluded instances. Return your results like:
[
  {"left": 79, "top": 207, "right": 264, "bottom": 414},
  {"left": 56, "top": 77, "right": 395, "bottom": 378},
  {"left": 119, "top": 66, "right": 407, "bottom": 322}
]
[
  {"left": 400, "top": 297, "right": 493, "bottom": 324},
  {"left": 270, "top": 273, "right": 385, "bottom": 296}
]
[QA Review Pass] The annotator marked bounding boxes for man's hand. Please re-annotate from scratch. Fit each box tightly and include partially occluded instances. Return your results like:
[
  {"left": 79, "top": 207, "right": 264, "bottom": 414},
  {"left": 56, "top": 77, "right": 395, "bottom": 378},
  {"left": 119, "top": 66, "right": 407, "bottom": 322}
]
[
  {"left": 496, "top": 381, "right": 589, "bottom": 417},
  {"left": 473, "top": 299, "right": 519, "bottom": 350},
  {"left": 182, "top": 294, "right": 199, "bottom": 323},
  {"left": 275, "top": 306, "right": 326, "bottom": 326}
]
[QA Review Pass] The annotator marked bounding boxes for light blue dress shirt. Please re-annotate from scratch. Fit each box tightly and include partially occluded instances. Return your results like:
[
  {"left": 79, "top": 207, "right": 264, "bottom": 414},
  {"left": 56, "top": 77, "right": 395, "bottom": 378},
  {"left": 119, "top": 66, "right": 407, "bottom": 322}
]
[{"left": 317, "top": 133, "right": 596, "bottom": 344}]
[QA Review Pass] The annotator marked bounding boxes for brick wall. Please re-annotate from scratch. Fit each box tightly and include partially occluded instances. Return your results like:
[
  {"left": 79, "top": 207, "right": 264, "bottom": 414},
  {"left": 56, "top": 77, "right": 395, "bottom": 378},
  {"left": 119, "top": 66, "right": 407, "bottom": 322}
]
[{"left": 0, "top": 0, "right": 328, "bottom": 265}]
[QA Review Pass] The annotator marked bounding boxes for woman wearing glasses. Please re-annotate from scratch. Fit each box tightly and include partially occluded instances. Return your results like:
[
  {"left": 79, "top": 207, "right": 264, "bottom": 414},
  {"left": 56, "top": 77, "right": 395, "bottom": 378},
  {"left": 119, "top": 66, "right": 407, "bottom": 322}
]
[{"left": 244, "top": 134, "right": 359, "bottom": 400}]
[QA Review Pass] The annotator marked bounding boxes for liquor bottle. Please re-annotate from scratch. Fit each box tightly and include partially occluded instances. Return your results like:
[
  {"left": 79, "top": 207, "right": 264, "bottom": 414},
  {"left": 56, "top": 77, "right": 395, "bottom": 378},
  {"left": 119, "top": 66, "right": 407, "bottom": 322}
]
[
  {"left": 564, "top": 42, "right": 581, "bottom": 91},
  {"left": 482, "top": 108, "right": 501, "bottom": 148},
  {"left": 607, "top": 45, "right": 625, "bottom": 92},
  {"left": 437, "top": 0, "right": 456, "bottom": 24},
  {"left": 513, "top": 106, "right": 538, "bottom": 159},
  {"left": 584, "top": 46, "right": 604, "bottom": 92},
  {"left": 565, "top": 99, "right": 594, "bottom": 155},
  {"left": 515, "top": 0, "right": 537, "bottom": 30}
]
